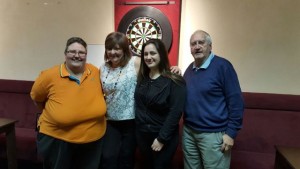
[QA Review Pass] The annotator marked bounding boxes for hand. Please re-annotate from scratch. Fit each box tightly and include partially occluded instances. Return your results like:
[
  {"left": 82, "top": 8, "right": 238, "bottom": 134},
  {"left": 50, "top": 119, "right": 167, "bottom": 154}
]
[
  {"left": 151, "top": 138, "right": 164, "bottom": 152},
  {"left": 170, "top": 66, "right": 182, "bottom": 75},
  {"left": 221, "top": 134, "right": 234, "bottom": 153}
]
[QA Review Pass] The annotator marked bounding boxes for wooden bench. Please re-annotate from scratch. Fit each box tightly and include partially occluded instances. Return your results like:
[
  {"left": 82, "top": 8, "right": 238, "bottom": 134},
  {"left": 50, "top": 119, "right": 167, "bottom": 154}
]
[{"left": 275, "top": 146, "right": 300, "bottom": 169}]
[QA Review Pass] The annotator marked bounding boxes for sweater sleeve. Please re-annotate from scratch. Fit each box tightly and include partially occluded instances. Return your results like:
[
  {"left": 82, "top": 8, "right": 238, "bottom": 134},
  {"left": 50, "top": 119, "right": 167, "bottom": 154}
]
[
  {"left": 223, "top": 62, "right": 244, "bottom": 139},
  {"left": 157, "top": 81, "right": 186, "bottom": 144}
]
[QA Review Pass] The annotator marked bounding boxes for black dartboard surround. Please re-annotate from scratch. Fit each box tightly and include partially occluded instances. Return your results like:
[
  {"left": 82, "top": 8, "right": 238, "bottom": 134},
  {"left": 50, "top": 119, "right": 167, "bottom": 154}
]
[{"left": 117, "top": 6, "right": 173, "bottom": 56}]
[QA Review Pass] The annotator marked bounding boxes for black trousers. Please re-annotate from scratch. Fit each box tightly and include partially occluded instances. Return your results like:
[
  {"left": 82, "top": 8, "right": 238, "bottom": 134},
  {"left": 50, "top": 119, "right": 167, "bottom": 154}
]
[
  {"left": 37, "top": 132, "right": 103, "bottom": 169},
  {"left": 99, "top": 120, "right": 136, "bottom": 169},
  {"left": 136, "top": 130, "right": 179, "bottom": 169}
]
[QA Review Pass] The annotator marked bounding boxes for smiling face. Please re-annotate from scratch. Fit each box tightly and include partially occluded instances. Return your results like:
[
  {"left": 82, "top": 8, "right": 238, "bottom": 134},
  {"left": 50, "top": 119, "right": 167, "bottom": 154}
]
[
  {"left": 65, "top": 42, "right": 87, "bottom": 74},
  {"left": 104, "top": 32, "right": 131, "bottom": 68},
  {"left": 143, "top": 43, "right": 161, "bottom": 71},
  {"left": 105, "top": 44, "right": 124, "bottom": 68},
  {"left": 190, "top": 31, "right": 212, "bottom": 64}
]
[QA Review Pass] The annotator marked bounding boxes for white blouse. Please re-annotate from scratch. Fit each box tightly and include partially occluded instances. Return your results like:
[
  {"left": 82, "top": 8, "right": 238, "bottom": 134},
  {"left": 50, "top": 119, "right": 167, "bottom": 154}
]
[{"left": 100, "top": 56, "right": 137, "bottom": 120}]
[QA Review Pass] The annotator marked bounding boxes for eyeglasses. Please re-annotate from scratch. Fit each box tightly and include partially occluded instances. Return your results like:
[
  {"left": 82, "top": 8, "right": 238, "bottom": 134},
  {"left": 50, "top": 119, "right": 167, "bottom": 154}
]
[{"left": 66, "top": 50, "right": 87, "bottom": 57}]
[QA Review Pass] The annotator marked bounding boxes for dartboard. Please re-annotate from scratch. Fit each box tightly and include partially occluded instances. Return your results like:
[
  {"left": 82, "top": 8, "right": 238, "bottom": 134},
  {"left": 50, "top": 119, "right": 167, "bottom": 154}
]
[
  {"left": 126, "top": 17, "right": 163, "bottom": 55},
  {"left": 117, "top": 6, "right": 172, "bottom": 56}
]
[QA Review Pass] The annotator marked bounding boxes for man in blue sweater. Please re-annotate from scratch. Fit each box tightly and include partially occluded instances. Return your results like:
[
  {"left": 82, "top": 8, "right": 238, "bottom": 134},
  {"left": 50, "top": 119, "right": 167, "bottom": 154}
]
[{"left": 182, "top": 30, "right": 244, "bottom": 169}]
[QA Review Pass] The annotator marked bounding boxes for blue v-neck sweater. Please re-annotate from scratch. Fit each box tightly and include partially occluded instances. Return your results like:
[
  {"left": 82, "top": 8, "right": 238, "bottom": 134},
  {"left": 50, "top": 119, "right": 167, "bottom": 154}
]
[{"left": 183, "top": 55, "right": 244, "bottom": 138}]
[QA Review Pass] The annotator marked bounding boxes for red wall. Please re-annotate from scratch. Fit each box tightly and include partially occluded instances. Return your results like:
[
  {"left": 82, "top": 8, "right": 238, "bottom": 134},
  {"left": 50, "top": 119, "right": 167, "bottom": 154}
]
[{"left": 114, "top": 0, "right": 181, "bottom": 66}]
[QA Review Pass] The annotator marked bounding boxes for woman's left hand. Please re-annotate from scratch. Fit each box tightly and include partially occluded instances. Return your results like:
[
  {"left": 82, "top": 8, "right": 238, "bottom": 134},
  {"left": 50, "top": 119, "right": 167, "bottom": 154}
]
[{"left": 151, "top": 138, "right": 164, "bottom": 151}]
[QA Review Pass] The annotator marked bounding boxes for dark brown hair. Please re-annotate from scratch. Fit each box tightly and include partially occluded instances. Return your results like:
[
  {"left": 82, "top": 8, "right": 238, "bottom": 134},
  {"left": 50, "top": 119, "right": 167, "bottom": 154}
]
[
  {"left": 138, "top": 39, "right": 185, "bottom": 86},
  {"left": 64, "top": 37, "right": 87, "bottom": 54}
]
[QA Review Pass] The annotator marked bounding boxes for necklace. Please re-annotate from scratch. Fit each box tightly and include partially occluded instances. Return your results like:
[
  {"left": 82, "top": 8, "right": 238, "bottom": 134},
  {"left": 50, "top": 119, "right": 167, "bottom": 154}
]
[{"left": 102, "top": 67, "right": 123, "bottom": 100}]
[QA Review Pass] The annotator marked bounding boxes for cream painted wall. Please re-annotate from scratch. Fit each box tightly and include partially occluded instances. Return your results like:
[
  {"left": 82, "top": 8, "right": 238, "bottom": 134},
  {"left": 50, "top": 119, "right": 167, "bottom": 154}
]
[
  {"left": 179, "top": 0, "right": 300, "bottom": 94},
  {"left": 0, "top": 0, "right": 114, "bottom": 81},
  {"left": 0, "top": 0, "right": 299, "bottom": 94}
]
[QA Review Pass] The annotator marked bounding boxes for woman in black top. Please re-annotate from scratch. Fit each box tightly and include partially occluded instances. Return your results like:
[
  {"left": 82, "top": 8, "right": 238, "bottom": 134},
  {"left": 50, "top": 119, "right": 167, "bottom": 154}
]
[{"left": 134, "top": 39, "right": 186, "bottom": 169}]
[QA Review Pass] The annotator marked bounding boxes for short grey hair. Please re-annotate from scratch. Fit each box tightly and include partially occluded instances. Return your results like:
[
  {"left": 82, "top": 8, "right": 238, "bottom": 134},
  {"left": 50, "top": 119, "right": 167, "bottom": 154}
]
[{"left": 190, "top": 30, "right": 212, "bottom": 45}]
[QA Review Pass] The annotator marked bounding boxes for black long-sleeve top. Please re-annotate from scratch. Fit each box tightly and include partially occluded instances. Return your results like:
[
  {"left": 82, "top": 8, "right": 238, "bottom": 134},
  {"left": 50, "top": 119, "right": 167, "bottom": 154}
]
[{"left": 134, "top": 75, "right": 186, "bottom": 144}]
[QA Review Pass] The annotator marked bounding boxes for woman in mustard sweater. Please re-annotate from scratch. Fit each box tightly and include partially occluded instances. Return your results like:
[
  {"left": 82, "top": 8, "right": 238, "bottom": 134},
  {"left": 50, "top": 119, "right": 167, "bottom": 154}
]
[{"left": 31, "top": 37, "right": 106, "bottom": 169}]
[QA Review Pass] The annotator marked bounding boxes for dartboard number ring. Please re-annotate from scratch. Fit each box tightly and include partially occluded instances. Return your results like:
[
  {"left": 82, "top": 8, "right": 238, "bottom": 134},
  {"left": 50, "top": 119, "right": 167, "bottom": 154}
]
[
  {"left": 117, "top": 6, "right": 173, "bottom": 56},
  {"left": 126, "top": 17, "right": 163, "bottom": 55}
]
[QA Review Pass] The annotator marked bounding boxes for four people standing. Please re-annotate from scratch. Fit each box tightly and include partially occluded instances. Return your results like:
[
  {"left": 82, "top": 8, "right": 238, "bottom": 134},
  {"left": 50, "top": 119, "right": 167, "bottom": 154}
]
[
  {"left": 182, "top": 30, "right": 244, "bottom": 169},
  {"left": 31, "top": 30, "right": 244, "bottom": 169}
]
